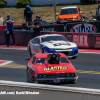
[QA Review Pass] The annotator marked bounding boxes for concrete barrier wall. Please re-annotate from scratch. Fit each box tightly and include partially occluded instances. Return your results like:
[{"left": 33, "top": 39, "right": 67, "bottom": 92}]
[
  {"left": 4, "top": 0, "right": 18, "bottom": 6},
  {"left": 30, "top": 0, "right": 80, "bottom": 6},
  {"left": 0, "top": 80, "right": 100, "bottom": 100},
  {"left": 1, "top": 30, "right": 100, "bottom": 49},
  {"left": 4, "top": 0, "right": 80, "bottom": 6},
  {"left": 0, "top": 30, "right": 32, "bottom": 46}
]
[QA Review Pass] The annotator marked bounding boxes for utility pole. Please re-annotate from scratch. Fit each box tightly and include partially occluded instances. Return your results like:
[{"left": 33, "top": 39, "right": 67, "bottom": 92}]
[{"left": 51, "top": 2, "right": 58, "bottom": 22}]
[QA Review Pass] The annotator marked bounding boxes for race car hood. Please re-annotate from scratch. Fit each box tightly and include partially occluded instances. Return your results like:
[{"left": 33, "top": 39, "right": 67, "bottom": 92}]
[
  {"left": 41, "top": 41, "right": 77, "bottom": 49},
  {"left": 58, "top": 14, "right": 79, "bottom": 19},
  {"left": 35, "top": 63, "right": 76, "bottom": 74}
]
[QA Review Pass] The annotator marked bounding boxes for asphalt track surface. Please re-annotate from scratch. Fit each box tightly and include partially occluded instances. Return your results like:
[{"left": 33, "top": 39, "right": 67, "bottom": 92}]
[{"left": 0, "top": 48, "right": 100, "bottom": 89}]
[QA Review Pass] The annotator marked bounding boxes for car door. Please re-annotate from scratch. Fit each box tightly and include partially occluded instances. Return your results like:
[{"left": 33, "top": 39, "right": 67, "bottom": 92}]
[{"left": 31, "top": 38, "right": 42, "bottom": 54}]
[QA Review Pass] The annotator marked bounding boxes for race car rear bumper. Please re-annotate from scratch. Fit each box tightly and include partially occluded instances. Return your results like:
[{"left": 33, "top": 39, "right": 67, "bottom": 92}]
[{"left": 36, "top": 76, "right": 78, "bottom": 83}]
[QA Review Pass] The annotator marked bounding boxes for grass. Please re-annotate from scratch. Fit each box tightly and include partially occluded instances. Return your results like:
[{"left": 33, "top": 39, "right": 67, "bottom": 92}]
[{"left": 0, "top": 4, "right": 98, "bottom": 25}]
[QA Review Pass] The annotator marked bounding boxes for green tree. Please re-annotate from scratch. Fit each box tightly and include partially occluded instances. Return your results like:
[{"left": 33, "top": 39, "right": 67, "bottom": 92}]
[
  {"left": 16, "top": 0, "right": 31, "bottom": 7},
  {"left": 0, "top": 0, "right": 7, "bottom": 7},
  {"left": 80, "top": 0, "right": 96, "bottom": 4}
]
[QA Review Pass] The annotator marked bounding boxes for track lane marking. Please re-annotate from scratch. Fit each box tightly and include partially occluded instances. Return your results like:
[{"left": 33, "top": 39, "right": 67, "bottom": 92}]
[
  {"left": 76, "top": 70, "right": 83, "bottom": 72},
  {"left": 0, "top": 65, "right": 100, "bottom": 75},
  {"left": 0, "top": 60, "right": 13, "bottom": 66},
  {"left": 0, "top": 65, "right": 26, "bottom": 69},
  {"left": 77, "top": 71, "right": 96, "bottom": 73},
  {"left": 90, "top": 72, "right": 100, "bottom": 74}
]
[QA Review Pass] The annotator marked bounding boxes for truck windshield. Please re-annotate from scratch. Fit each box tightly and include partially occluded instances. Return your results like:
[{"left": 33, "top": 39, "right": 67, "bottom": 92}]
[{"left": 60, "top": 8, "right": 78, "bottom": 15}]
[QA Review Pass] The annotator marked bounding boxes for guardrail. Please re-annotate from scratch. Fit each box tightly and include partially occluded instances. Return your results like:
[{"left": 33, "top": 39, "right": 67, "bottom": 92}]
[
  {"left": 0, "top": 80, "right": 100, "bottom": 100},
  {"left": 0, "top": 30, "right": 100, "bottom": 49}
]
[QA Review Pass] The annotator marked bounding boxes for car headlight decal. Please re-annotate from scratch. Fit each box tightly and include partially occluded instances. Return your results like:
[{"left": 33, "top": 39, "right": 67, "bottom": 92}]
[
  {"left": 43, "top": 74, "right": 47, "bottom": 78},
  {"left": 38, "top": 74, "right": 42, "bottom": 78},
  {"left": 73, "top": 16, "right": 79, "bottom": 19}
]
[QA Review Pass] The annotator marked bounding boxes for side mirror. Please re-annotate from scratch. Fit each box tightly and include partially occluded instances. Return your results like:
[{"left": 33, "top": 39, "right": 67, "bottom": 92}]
[
  {"left": 56, "top": 13, "right": 59, "bottom": 16},
  {"left": 79, "top": 11, "right": 82, "bottom": 14}
]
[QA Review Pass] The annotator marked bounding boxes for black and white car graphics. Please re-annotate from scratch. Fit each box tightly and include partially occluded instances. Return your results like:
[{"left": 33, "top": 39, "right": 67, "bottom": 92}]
[{"left": 27, "top": 34, "right": 78, "bottom": 58}]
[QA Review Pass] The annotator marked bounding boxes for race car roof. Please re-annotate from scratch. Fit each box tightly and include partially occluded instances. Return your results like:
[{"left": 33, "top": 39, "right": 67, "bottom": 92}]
[
  {"left": 33, "top": 53, "right": 66, "bottom": 58},
  {"left": 62, "top": 6, "right": 77, "bottom": 9},
  {"left": 35, "top": 34, "right": 63, "bottom": 38}
]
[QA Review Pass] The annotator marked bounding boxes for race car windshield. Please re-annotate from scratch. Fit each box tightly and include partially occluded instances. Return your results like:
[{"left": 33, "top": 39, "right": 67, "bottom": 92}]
[
  {"left": 36, "top": 57, "right": 69, "bottom": 64},
  {"left": 60, "top": 8, "right": 78, "bottom": 15},
  {"left": 41, "top": 36, "right": 69, "bottom": 42}
]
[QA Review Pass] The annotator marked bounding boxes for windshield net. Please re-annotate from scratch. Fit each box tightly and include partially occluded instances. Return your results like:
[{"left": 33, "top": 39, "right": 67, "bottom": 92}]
[
  {"left": 41, "top": 36, "right": 69, "bottom": 42},
  {"left": 36, "top": 57, "right": 69, "bottom": 64},
  {"left": 60, "top": 8, "right": 78, "bottom": 15}
]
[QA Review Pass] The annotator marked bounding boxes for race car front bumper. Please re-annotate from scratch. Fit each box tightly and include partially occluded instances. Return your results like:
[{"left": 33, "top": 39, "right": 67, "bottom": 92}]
[
  {"left": 43, "top": 46, "right": 78, "bottom": 58},
  {"left": 36, "top": 76, "right": 78, "bottom": 83}
]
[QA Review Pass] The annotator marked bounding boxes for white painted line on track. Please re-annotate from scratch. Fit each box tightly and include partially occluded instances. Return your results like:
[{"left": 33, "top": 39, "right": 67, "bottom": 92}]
[
  {"left": 79, "top": 52, "right": 100, "bottom": 54},
  {"left": 0, "top": 60, "right": 13, "bottom": 66},
  {"left": 0, "top": 48, "right": 27, "bottom": 50},
  {"left": 0, "top": 80, "right": 100, "bottom": 94},
  {"left": 0, "top": 48, "right": 100, "bottom": 54}
]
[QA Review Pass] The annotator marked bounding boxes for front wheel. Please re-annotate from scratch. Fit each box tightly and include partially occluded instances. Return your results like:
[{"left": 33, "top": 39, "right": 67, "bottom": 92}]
[
  {"left": 69, "top": 80, "right": 77, "bottom": 84},
  {"left": 72, "top": 57, "right": 76, "bottom": 59},
  {"left": 26, "top": 71, "right": 35, "bottom": 83},
  {"left": 42, "top": 48, "right": 44, "bottom": 53}
]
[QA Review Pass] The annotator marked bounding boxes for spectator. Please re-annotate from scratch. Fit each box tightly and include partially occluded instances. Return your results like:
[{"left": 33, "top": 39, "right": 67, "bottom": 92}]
[
  {"left": 32, "top": 15, "right": 42, "bottom": 39},
  {"left": 24, "top": 5, "right": 33, "bottom": 27},
  {"left": 5, "top": 14, "right": 15, "bottom": 47},
  {"left": 96, "top": 0, "right": 100, "bottom": 16}
]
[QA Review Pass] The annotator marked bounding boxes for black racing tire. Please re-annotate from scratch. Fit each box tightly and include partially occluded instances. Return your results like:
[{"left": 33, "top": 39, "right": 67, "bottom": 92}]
[
  {"left": 32, "top": 75, "right": 36, "bottom": 83},
  {"left": 29, "top": 47, "right": 32, "bottom": 57},
  {"left": 26, "top": 70, "right": 30, "bottom": 82},
  {"left": 42, "top": 48, "right": 44, "bottom": 53},
  {"left": 72, "top": 57, "right": 76, "bottom": 59},
  {"left": 26, "top": 69, "right": 35, "bottom": 83},
  {"left": 68, "top": 80, "right": 77, "bottom": 84}
]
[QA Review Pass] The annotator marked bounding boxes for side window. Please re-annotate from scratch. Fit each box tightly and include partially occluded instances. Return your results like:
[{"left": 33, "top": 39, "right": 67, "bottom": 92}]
[
  {"left": 34, "top": 38, "right": 40, "bottom": 44},
  {"left": 31, "top": 39, "right": 34, "bottom": 43},
  {"left": 32, "top": 57, "right": 36, "bottom": 64}
]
